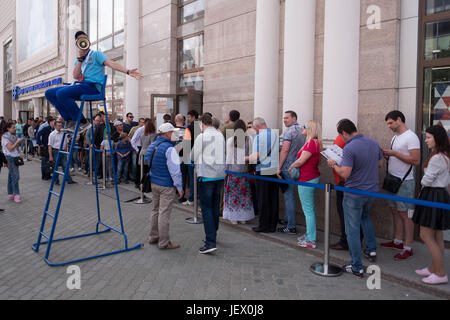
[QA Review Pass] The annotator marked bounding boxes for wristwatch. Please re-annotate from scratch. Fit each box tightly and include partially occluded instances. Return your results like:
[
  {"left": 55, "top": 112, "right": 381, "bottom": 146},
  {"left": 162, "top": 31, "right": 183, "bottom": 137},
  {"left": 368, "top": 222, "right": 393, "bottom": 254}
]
[
  {"left": 126, "top": 70, "right": 130, "bottom": 75},
  {"left": 77, "top": 56, "right": 86, "bottom": 63}
]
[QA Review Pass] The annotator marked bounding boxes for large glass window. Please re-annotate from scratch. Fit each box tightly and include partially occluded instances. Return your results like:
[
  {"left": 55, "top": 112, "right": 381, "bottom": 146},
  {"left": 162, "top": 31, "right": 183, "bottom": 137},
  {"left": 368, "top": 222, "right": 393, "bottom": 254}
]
[
  {"left": 107, "top": 58, "right": 124, "bottom": 119},
  {"left": 88, "top": 0, "right": 124, "bottom": 51},
  {"left": 16, "top": 0, "right": 57, "bottom": 66},
  {"left": 179, "top": 0, "right": 205, "bottom": 25},
  {"left": 419, "top": 0, "right": 450, "bottom": 243},
  {"left": 178, "top": 34, "right": 204, "bottom": 92},
  {"left": 425, "top": 19, "right": 450, "bottom": 60},
  {"left": 426, "top": 0, "right": 450, "bottom": 15}
]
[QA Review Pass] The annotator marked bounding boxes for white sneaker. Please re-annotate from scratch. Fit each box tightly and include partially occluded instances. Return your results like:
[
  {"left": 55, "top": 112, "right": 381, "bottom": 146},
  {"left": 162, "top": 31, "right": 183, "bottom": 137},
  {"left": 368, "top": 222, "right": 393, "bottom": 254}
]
[{"left": 70, "top": 168, "right": 75, "bottom": 173}]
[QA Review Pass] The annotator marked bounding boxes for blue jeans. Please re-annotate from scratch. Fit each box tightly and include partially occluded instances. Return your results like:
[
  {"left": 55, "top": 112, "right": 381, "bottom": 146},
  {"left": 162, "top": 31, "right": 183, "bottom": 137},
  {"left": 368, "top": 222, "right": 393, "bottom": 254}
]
[
  {"left": 282, "top": 171, "right": 298, "bottom": 230},
  {"left": 131, "top": 151, "right": 137, "bottom": 181},
  {"left": 52, "top": 150, "right": 73, "bottom": 183},
  {"left": 188, "top": 165, "right": 195, "bottom": 202},
  {"left": 45, "top": 83, "right": 99, "bottom": 121},
  {"left": 6, "top": 156, "right": 20, "bottom": 195},
  {"left": 343, "top": 195, "right": 377, "bottom": 272},
  {"left": 198, "top": 180, "right": 224, "bottom": 247},
  {"left": 72, "top": 144, "right": 81, "bottom": 169},
  {"left": 117, "top": 158, "right": 130, "bottom": 180},
  {"left": 298, "top": 177, "right": 320, "bottom": 241}
]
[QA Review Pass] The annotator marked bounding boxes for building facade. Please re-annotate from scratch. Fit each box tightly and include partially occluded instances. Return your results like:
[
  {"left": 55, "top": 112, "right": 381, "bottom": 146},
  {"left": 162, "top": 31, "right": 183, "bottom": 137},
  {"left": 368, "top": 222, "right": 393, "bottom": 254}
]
[{"left": 0, "top": 0, "right": 448, "bottom": 241}]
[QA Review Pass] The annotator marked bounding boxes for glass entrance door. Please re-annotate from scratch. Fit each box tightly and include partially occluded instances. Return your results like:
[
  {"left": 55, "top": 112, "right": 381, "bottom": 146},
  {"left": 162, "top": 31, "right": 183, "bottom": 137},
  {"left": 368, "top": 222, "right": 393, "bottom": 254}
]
[{"left": 151, "top": 95, "right": 176, "bottom": 128}]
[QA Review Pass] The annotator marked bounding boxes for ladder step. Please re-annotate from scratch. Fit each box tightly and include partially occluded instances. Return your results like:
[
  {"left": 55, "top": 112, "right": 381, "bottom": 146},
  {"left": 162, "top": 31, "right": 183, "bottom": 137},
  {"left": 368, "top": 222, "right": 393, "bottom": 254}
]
[
  {"left": 59, "top": 151, "right": 70, "bottom": 155},
  {"left": 54, "top": 171, "right": 65, "bottom": 176},
  {"left": 45, "top": 211, "right": 55, "bottom": 219},
  {"left": 40, "top": 232, "right": 49, "bottom": 240},
  {"left": 50, "top": 191, "right": 60, "bottom": 197}
]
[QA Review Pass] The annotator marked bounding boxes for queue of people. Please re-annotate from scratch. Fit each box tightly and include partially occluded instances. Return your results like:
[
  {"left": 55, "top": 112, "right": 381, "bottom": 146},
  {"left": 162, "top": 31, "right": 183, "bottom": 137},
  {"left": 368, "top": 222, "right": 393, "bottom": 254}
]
[{"left": 1, "top": 107, "right": 449, "bottom": 286}]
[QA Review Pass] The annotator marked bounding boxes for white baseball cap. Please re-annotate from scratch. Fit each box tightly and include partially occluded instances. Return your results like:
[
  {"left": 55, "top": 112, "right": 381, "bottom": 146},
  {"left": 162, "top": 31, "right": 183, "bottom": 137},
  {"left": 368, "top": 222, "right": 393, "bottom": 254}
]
[
  {"left": 114, "top": 121, "right": 123, "bottom": 126},
  {"left": 158, "top": 123, "right": 179, "bottom": 134}
]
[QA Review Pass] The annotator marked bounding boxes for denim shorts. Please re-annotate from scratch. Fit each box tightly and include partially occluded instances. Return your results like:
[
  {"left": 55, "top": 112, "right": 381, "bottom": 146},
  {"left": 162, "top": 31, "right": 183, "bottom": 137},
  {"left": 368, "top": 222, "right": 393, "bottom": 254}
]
[{"left": 388, "top": 179, "right": 416, "bottom": 212}]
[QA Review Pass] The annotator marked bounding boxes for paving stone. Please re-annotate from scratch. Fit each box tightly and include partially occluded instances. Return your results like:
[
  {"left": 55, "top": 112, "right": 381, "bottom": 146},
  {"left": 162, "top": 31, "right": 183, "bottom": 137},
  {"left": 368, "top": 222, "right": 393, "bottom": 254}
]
[{"left": 0, "top": 161, "right": 444, "bottom": 300}]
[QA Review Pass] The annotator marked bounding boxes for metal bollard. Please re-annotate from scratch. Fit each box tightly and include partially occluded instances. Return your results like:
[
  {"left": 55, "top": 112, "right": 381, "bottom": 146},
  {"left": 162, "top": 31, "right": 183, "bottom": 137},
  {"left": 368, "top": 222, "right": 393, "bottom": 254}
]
[
  {"left": 310, "top": 184, "right": 343, "bottom": 277},
  {"left": 186, "top": 166, "right": 202, "bottom": 224},
  {"left": 86, "top": 146, "right": 94, "bottom": 185},
  {"left": 25, "top": 139, "right": 29, "bottom": 161},
  {"left": 135, "top": 153, "right": 151, "bottom": 204},
  {"left": 102, "top": 149, "right": 107, "bottom": 190}
]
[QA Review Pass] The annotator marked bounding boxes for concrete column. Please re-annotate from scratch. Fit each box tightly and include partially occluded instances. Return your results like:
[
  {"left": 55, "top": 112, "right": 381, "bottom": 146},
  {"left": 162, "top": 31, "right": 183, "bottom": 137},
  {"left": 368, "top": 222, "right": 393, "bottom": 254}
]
[
  {"left": 254, "top": 0, "right": 280, "bottom": 128},
  {"left": 322, "top": 0, "right": 361, "bottom": 141},
  {"left": 125, "top": 0, "right": 139, "bottom": 117},
  {"left": 67, "top": 0, "right": 82, "bottom": 84},
  {"left": 399, "top": 0, "right": 419, "bottom": 132},
  {"left": 283, "top": 0, "right": 316, "bottom": 125},
  {"left": 32, "top": 98, "right": 42, "bottom": 118}
]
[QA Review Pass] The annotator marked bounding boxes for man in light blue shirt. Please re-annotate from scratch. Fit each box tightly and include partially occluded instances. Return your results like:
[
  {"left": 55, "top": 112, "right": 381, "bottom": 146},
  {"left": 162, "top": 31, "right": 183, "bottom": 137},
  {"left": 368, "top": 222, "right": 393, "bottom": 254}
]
[
  {"left": 45, "top": 31, "right": 143, "bottom": 132},
  {"left": 248, "top": 117, "right": 280, "bottom": 234}
]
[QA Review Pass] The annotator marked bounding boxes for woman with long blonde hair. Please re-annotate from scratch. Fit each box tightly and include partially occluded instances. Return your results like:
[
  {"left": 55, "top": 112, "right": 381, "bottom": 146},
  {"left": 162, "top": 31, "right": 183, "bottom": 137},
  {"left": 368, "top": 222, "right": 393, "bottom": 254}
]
[{"left": 289, "top": 120, "right": 322, "bottom": 249}]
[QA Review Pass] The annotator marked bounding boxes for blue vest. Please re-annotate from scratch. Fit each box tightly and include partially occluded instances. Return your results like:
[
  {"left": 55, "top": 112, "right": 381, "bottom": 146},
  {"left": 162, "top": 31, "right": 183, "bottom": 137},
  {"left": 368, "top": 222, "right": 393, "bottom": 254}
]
[{"left": 147, "top": 136, "right": 174, "bottom": 188}]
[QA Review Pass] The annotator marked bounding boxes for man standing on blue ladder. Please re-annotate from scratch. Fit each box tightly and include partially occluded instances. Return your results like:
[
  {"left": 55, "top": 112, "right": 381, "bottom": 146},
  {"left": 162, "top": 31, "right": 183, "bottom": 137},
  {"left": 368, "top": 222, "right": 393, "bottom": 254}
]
[{"left": 45, "top": 31, "right": 143, "bottom": 132}]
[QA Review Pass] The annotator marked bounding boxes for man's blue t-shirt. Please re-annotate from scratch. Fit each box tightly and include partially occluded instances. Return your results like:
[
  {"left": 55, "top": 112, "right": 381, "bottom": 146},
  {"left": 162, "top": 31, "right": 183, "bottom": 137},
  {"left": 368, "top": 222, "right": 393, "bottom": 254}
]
[
  {"left": 74, "top": 50, "right": 108, "bottom": 91},
  {"left": 341, "top": 134, "right": 383, "bottom": 197}
]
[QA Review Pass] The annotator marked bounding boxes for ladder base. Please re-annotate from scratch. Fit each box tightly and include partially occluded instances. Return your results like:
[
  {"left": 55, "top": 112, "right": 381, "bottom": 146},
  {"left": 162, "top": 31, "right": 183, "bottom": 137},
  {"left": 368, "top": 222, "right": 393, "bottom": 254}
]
[{"left": 32, "top": 228, "right": 142, "bottom": 267}]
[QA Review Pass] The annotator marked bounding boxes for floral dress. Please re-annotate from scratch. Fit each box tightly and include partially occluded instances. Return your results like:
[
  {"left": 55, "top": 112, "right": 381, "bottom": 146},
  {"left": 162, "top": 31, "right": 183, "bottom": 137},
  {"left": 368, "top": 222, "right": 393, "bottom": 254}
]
[{"left": 223, "top": 137, "right": 255, "bottom": 222}]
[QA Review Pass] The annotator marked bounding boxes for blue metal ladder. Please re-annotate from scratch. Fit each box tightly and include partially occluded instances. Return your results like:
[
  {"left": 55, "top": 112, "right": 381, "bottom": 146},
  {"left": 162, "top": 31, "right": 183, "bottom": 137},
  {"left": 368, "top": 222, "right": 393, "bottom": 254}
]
[{"left": 32, "top": 75, "right": 142, "bottom": 267}]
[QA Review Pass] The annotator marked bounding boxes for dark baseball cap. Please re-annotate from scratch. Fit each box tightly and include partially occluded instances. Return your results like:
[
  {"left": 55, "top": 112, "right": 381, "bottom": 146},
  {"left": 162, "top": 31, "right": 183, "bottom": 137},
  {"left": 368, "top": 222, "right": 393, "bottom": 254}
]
[{"left": 75, "top": 31, "right": 88, "bottom": 40}]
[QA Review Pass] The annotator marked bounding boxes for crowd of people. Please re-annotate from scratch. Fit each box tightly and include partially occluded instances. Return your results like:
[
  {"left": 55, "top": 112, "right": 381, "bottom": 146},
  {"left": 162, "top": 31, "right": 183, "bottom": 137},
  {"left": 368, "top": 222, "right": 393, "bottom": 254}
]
[{"left": 1, "top": 109, "right": 449, "bottom": 285}]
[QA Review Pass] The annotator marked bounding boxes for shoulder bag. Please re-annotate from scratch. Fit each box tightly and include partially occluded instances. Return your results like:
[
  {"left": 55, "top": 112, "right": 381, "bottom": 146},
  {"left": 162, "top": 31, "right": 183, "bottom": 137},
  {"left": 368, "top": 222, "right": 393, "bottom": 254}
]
[{"left": 382, "top": 137, "right": 413, "bottom": 194}]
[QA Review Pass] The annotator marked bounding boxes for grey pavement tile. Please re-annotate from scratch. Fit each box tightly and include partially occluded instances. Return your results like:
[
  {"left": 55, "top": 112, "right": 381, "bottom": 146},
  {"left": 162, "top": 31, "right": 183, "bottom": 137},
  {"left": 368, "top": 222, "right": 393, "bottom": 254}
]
[{"left": 0, "top": 161, "right": 446, "bottom": 300}]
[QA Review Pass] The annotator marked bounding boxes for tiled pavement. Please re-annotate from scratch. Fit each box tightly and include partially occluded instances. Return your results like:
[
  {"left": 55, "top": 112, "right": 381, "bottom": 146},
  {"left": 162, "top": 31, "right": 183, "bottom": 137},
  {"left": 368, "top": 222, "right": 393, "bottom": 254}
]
[{"left": 0, "top": 161, "right": 445, "bottom": 300}]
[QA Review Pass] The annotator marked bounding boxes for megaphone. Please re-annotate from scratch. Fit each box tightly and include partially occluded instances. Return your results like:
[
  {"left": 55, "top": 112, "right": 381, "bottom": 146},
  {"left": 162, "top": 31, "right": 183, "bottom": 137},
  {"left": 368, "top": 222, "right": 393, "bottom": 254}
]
[{"left": 76, "top": 37, "right": 90, "bottom": 50}]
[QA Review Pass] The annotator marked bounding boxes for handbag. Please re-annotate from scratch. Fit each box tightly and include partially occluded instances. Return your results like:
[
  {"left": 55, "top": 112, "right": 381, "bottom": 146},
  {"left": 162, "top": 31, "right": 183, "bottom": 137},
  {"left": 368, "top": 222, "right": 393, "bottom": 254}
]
[
  {"left": 14, "top": 157, "right": 25, "bottom": 167},
  {"left": 382, "top": 137, "right": 413, "bottom": 194},
  {"left": 140, "top": 141, "right": 165, "bottom": 193}
]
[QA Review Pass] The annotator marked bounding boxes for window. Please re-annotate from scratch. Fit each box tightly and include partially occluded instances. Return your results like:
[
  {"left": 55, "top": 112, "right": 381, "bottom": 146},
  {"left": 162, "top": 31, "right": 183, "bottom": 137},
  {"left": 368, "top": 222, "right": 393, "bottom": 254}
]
[
  {"left": 178, "top": 34, "right": 204, "bottom": 92},
  {"left": 4, "top": 41, "right": 12, "bottom": 91},
  {"left": 418, "top": 0, "right": 450, "bottom": 243},
  {"left": 88, "top": 0, "right": 124, "bottom": 51},
  {"left": 426, "top": 0, "right": 450, "bottom": 15},
  {"left": 105, "top": 58, "right": 125, "bottom": 119},
  {"left": 179, "top": 0, "right": 205, "bottom": 25}
]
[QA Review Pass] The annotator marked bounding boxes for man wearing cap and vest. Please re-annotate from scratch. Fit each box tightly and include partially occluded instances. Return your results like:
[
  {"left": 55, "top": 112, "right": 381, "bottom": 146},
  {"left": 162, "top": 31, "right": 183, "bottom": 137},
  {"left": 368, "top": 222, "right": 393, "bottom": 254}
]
[
  {"left": 45, "top": 31, "right": 143, "bottom": 133},
  {"left": 147, "top": 123, "right": 184, "bottom": 250}
]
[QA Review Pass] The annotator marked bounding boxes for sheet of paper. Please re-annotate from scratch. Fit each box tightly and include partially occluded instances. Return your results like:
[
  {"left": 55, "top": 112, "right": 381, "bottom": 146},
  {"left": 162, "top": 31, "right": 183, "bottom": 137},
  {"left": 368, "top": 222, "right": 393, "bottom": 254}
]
[{"left": 321, "top": 144, "right": 343, "bottom": 166}]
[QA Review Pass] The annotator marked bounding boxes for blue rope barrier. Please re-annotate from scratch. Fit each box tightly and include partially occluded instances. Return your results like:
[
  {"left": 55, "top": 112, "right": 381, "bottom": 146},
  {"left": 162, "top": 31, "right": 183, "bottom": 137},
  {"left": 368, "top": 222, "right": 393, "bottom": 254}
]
[{"left": 225, "top": 170, "right": 450, "bottom": 211}]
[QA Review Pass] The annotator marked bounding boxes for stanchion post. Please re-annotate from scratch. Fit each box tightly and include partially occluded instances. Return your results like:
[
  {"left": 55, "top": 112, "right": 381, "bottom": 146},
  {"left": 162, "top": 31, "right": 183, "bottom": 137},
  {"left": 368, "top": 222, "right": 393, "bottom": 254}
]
[
  {"left": 135, "top": 153, "right": 151, "bottom": 204},
  {"left": 186, "top": 165, "right": 202, "bottom": 224},
  {"left": 86, "top": 146, "right": 94, "bottom": 185},
  {"left": 25, "top": 139, "right": 29, "bottom": 161},
  {"left": 310, "top": 183, "right": 343, "bottom": 277},
  {"left": 102, "top": 149, "right": 106, "bottom": 190}
]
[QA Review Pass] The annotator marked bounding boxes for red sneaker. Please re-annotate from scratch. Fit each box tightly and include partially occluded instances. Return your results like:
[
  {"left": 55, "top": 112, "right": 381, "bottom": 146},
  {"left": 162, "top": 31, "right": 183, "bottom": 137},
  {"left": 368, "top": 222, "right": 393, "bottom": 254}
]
[
  {"left": 381, "top": 241, "right": 404, "bottom": 250},
  {"left": 394, "top": 249, "right": 413, "bottom": 261}
]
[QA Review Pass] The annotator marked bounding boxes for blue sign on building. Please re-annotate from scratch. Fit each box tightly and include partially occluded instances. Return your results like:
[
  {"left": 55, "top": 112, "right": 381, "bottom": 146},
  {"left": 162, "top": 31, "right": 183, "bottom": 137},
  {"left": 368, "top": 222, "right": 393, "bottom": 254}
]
[{"left": 12, "top": 78, "right": 63, "bottom": 100}]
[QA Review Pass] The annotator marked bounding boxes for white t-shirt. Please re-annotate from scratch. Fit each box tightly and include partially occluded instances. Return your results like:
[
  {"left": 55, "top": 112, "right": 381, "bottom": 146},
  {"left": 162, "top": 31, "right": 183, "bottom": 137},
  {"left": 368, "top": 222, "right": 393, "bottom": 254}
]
[
  {"left": 2, "top": 136, "right": 20, "bottom": 158},
  {"left": 388, "top": 129, "right": 420, "bottom": 181}
]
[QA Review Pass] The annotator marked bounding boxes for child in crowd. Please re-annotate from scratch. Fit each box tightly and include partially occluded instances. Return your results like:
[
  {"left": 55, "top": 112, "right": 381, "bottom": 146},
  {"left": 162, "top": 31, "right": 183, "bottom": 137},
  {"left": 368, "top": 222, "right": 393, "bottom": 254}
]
[{"left": 116, "top": 133, "right": 132, "bottom": 184}]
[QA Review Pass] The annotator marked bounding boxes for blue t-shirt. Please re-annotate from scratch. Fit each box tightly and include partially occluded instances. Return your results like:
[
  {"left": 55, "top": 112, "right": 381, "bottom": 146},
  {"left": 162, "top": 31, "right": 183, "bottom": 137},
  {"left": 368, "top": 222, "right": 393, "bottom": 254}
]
[
  {"left": 74, "top": 50, "right": 108, "bottom": 91},
  {"left": 341, "top": 134, "right": 383, "bottom": 197},
  {"left": 116, "top": 141, "right": 132, "bottom": 161}
]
